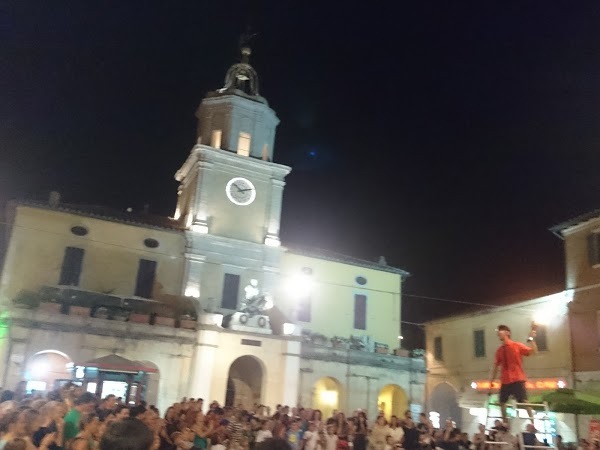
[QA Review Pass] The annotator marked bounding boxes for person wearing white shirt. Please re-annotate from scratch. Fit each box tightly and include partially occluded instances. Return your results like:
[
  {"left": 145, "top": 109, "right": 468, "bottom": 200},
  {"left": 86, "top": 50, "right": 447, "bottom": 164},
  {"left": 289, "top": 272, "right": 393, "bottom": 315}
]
[
  {"left": 324, "top": 425, "right": 338, "bottom": 450},
  {"left": 256, "top": 421, "right": 273, "bottom": 444},
  {"left": 304, "top": 422, "right": 319, "bottom": 450}
]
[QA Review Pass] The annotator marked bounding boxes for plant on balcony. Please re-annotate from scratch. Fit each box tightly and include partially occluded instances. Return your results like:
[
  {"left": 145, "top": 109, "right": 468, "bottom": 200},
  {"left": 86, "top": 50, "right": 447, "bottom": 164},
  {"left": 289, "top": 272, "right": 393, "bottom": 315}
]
[
  {"left": 309, "top": 332, "right": 328, "bottom": 346},
  {"left": 411, "top": 349, "right": 425, "bottom": 358},
  {"left": 331, "top": 336, "right": 350, "bottom": 348},
  {"left": 12, "top": 290, "right": 42, "bottom": 309}
]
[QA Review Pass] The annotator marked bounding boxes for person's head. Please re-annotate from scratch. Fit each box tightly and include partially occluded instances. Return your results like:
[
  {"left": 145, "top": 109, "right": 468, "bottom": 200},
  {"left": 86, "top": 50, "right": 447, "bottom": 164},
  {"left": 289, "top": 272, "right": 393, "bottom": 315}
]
[
  {"left": 390, "top": 415, "right": 397, "bottom": 427},
  {"left": 100, "top": 418, "right": 154, "bottom": 450},
  {"left": 311, "top": 409, "right": 322, "bottom": 421},
  {"left": 75, "top": 392, "right": 97, "bottom": 413},
  {"left": 0, "top": 410, "right": 20, "bottom": 434},
  {"left": 358, "top": 411, "right": 367, "bottom": 422},
  {"left": 165, "top": 407, "right": 176, "bottom": 421},
  {"left": 39, "top": 401, "right": 67, "bottom": 422},
  {"left": 526, "top": 423, "right": 536, "bottom": 433},
  {"left": 101, "top": 395, "right": 116, "bottom": 409},
  {"left": 113, "top": 405, "right": 130, "bottom": 420},
  {"left": 376, "top": 415, "right": 386, "bottom": 426},
  {"left": 257, "top": 437, "right": 293, "bottom": 450},
  {"left": 4, "top": 438, "right": 27, "bottom": 450},
  {"left": 419, "top": 413, "right": 427, "bottom": 423},
  {"left": 326, "top": 424, "right": 335, "bottom": 435},
  {"left": 404, "top": 410, "right": 412, "bottom": 420},
  {"left": 79, "top": 412, "right": 100, "bottom": 436},
  {"left": 290, "top": 419, "right": 300, "bottom": 431},
  {"left": 308, "top": 421, "right": 316, "bottom": 432},
  {"left": 15, "top": 408, "right": 41, "bottom": 437},
  {"left": 497, "top": 325, "right": 511, "bottom": 342},
  {"left": 478, "top": 424, "right": 485, "bottom": 433}
]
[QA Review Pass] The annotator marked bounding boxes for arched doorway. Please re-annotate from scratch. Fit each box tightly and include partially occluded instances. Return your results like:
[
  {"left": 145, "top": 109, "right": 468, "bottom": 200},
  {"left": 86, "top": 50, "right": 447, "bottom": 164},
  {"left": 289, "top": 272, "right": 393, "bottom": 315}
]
[
  {"left": 25, "top": 350, "right": 72, "bottom": 393},
  {"left": 378, "top": 384, "right": 408, "bottom": 420},
  {"left": 429, "top": 382, "right": 461, "bottom": 428},
  {"left": 313, "top": 377, "right": 342, "bottom": 420},
  {"left": 225, "top": 356, "right": 264, "bottom": 409}
]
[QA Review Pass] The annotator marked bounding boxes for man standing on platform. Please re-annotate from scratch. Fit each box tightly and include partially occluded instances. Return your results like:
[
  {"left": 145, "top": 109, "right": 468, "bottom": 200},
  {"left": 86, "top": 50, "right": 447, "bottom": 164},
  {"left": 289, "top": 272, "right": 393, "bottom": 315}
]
[{"left": 489, "top": 323, "right": 538, "bottom": 424}]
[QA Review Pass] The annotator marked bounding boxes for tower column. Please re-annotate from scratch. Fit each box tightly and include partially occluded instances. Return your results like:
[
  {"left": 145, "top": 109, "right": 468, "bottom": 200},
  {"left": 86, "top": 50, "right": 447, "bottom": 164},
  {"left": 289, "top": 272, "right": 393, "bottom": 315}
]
[
  {"left": 265, "top": 179, "right": 285, "bottom": 246},
  {"left": 282, "top": 340, "right": 301, "bottom": 407},
  {"left": 189, "top": 329, "right": 219, "bottom": 402},
  {"left": 183, "top": 253, "right": 205, "bottom": 303},
  {"left": 193, "top": 161, "right": 214, "bottom": 233}
]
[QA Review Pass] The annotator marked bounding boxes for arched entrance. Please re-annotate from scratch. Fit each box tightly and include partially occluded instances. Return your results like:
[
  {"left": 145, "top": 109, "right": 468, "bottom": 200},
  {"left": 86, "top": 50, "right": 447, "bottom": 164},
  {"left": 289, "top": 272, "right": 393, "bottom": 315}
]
[
  {"left": 225, "top": 356, "right": 264, "bottom": 409},
  {"left": 313, "top": 377, "right": 342, "bottom": 420},
  {"left": 25, "top": 350, "right": 72, "bottom": 393},
  {"left": 430, "top": 382, "right": 461, "bottom": 428},
  {"left": 378, "top": 384, "right": 408, "bottom": 420}
]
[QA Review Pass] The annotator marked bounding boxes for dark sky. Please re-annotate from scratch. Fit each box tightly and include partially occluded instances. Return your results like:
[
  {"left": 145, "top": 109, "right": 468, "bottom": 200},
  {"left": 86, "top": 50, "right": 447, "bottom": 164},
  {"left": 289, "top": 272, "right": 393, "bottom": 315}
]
[{"left": 3, "top": 2, "right": 600, "bottom": 347}]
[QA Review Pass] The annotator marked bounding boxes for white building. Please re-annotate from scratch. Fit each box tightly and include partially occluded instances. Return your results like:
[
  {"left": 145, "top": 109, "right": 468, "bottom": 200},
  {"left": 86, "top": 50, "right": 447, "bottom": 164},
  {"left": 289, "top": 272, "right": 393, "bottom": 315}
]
[{"left": 0, "top": 44, "right": 425, "bottom": 419}]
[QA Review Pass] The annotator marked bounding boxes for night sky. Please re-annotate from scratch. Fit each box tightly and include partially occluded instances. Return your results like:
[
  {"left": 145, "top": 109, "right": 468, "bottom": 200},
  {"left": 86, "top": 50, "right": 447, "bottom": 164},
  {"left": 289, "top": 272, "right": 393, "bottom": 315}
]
[{"left": 3, "top": 2, "right": 600, "bottom": 348}]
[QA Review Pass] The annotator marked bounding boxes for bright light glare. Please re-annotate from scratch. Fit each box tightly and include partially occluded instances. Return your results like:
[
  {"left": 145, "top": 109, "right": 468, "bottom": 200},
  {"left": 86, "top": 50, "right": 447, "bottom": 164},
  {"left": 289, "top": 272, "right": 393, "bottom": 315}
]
[
  {"left": 26, "top": 381, "right": 47, "bottom": 392},
  {"left": 534, "top": 310, "right": 552, "bottom": 325},
  {"left": 557, "top": 380, "right": 566, "bottom": 389},
  {"left": 286, "top": 274, "right": 313, "bottom": 299},
  {"left": 283, "top": 323, "right": 295, "bottom": 335},
  {"left": 30, "top": 361, "right": 48, "bottom": 378},
  {"left": 320, "top": 390, "right": 338, "bottom": 406},
  {"left": 471, "top": 381, "right": 478, "bottom": 389},
  {"left": 264, "top": 236, "right": 280, "bottom": 247},
  {"left": 191, "top": 223, "right": 208, "bottom": 234},
  {"left": 185, "top": 286, "right": 200, "bottom": 298},
  {"left": 398, "top": 335, "right": 404, "bottom": 340}
]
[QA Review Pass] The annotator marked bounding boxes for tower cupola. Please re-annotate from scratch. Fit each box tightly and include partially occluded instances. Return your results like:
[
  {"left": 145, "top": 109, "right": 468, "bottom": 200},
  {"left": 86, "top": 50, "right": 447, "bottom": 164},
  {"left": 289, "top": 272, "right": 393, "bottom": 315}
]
[{"left": 195, "top": 45, "right": 279, "bottom": 162}]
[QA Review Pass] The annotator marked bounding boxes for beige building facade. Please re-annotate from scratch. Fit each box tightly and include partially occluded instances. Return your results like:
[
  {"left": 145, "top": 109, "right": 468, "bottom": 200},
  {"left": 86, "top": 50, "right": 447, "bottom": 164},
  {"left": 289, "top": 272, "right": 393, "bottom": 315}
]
[
  {"left": 424, "top": 207, "right": 600, "bottom": 441},
  {"left": 0, "top": 46, "right": 425, "bottom": 418},
  {"left": 424, "top": 292, "right": 574, "bottom": 438}
]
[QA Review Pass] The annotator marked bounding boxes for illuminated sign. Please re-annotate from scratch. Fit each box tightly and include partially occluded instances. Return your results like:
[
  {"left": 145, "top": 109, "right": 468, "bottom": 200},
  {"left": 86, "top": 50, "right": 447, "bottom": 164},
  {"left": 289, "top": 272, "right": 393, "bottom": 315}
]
[{"left": 471, "top": 379, "right": 566, "bottom": 391}]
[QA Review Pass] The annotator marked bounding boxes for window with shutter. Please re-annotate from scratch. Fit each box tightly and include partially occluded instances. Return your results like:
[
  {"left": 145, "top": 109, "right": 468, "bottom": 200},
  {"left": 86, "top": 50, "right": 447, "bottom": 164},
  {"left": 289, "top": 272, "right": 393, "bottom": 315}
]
[{"left": 474, "top": 329, "right": 485, "bottom": 358}]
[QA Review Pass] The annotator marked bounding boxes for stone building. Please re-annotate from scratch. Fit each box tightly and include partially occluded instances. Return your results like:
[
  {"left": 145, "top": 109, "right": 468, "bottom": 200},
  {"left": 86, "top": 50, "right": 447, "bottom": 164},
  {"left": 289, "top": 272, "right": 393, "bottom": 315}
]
[
  {"left": 0, "top": 46, "right": 425, "bottom": 417},
  {"left": 423, "top": 207, "right": 600, "bottom": 441},
  {"left": 424, "top": 291, "right": 574, "bottom": 439}
]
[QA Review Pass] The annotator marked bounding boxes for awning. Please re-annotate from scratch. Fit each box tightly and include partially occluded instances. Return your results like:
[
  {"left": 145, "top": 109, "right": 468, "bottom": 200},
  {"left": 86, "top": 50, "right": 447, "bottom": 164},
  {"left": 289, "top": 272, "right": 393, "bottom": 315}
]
[{"left": 76, "top": 354, "right": 158, "bottom": 374}]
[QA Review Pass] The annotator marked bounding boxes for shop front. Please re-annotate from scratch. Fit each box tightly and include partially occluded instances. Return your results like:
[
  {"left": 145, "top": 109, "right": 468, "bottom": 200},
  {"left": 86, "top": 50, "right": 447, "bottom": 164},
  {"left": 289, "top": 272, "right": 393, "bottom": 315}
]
[
  {"left": 73, "top": 354, "right": 159, "bottom": 405},
  {"left": 458, "top": 377, "right": 572, "bottom": 441}
]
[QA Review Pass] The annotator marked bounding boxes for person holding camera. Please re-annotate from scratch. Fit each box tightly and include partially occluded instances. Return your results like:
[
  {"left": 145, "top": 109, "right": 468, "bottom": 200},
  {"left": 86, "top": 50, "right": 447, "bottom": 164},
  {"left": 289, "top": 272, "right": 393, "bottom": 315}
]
[{"left": 489, "top": 323, "right": 538, "bottom": 424}]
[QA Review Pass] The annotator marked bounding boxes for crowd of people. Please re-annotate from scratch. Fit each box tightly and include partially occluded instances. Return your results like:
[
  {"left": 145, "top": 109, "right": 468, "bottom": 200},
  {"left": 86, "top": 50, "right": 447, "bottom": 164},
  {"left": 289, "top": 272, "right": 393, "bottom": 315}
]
[{"left": 0, "top": 386, "right": 579, "bottom": 450}]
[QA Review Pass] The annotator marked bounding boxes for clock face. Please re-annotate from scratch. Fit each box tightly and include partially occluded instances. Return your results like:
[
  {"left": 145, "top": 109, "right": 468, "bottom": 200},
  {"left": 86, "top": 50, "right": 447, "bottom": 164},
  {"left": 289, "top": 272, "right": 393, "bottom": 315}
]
[{"left": 226, "top": 177, "right": 256, "bottom": 206}]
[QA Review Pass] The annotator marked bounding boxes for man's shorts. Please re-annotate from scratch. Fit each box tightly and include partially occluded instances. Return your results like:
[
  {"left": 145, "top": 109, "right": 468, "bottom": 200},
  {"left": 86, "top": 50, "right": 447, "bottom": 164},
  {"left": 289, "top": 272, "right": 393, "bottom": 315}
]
[{"left": 499, "top": 381, "right": 527, "bottom": 404}]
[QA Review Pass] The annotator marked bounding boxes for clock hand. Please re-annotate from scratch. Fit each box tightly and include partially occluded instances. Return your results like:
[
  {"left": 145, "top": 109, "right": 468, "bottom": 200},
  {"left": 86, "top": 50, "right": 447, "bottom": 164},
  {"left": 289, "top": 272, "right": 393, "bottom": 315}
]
[
  {"left": 233, "top": 184, "right": 243, "bottom": 192},
  {"left": 239, "top": 188, "right": 254, "bottom": 192}
]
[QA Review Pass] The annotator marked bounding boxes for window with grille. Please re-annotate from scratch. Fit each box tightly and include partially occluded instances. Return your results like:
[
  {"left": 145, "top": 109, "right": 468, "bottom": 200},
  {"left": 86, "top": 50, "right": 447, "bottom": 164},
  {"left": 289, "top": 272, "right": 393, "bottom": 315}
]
[
  {"left": 474, "top": 329, "right": 485, "bottom": 358},
  {"left": 354, "top": 294, "right": 367, "bottom": 330},
  {"left": 434, "top": 336, "right": 443, "bottom": 361},
  {"left": 222, "top": 273, "right": 241, "bottom": 310},
  {"left": 135, "top": 259, "right": 156, "bottom": 298},
  {"left": 58, "top": 247, "right": 84, "bottom": 286}
]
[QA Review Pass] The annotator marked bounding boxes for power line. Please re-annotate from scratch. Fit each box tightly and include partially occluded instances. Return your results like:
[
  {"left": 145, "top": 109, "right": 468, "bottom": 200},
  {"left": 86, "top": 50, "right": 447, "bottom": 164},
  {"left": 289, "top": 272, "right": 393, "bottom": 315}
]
[{"left": 403, "top": 293, "right": 497, "bottom": 309}]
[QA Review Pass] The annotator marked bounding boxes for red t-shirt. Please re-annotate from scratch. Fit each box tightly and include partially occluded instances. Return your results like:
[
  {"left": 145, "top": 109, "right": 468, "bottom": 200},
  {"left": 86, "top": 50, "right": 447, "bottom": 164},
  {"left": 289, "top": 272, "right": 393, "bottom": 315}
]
[{"left": 495, "top": 339, "right": 531, "bottom": 384}]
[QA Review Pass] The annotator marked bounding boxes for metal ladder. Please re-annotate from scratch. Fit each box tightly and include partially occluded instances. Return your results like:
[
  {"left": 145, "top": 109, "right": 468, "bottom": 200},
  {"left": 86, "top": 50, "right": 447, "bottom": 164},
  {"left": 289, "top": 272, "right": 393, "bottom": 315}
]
[{"left": 484, "top": 400, "right": 555, "bottom": 449}]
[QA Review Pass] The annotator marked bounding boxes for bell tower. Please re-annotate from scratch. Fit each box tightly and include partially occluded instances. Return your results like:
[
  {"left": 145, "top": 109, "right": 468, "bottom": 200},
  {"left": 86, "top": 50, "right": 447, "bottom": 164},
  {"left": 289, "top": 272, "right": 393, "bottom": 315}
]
[
  {"left": 174, "top": 44, "right": 290, "bottom": 245},
  {"left": 174, "top": 42, "right": 291, "bottom": 311},
  {"left": 195, "top": 46, "right": 279, "bottom": 162}
]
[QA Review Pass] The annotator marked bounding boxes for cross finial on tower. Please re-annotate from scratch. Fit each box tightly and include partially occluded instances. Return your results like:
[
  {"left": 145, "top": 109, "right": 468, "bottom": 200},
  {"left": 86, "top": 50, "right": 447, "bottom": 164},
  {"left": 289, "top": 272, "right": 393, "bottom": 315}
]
[{"left": 238, "top": 27, "right": 258, "bottom": 63}]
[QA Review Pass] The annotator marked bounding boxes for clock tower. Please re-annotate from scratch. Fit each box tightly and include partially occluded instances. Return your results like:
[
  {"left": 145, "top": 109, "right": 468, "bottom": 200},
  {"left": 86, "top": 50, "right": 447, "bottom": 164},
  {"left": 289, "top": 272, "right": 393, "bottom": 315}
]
[{"left": 174, "top": 45, "right": 291, "bottom": 310}]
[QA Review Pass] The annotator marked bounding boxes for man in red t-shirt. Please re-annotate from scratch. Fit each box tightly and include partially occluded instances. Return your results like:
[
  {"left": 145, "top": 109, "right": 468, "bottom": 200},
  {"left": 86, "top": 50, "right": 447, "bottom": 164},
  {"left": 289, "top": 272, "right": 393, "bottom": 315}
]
[{"left": 489, "top": 323, "right": 538, "bottom": 423}]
